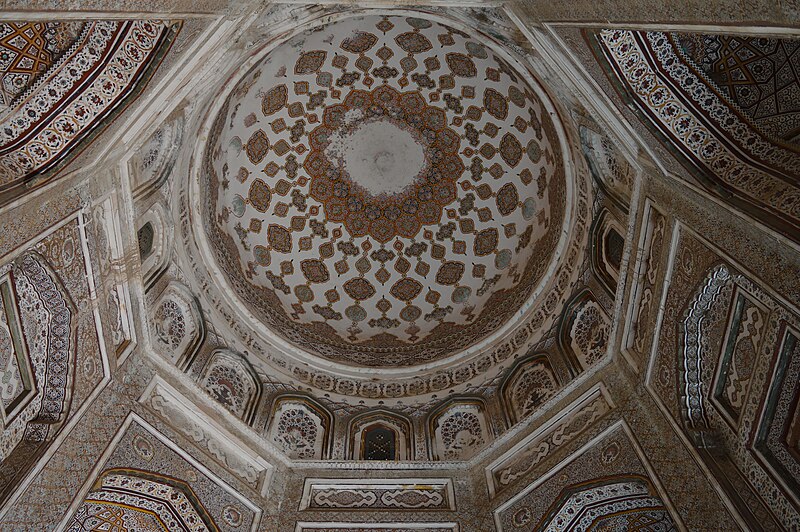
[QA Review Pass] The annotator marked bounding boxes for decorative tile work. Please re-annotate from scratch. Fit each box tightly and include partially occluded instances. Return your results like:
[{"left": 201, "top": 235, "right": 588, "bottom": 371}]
[
  {"left": 679, "top": 264, "right": 731, "bottom": 435},
  {"left": 487, "top": 384, "right": 613, "bottom": 497},
  {"left": 493, "top": 421, "right": 679, "bottom": 531},
  {"left": 0, "top": 22, "right": 85, "bottom": 109},
  {"left": 66, "top": 468, "right": 220, "bottom": 531},
  {"left": 675, "top": 34, "right": 800, "bottom": 146},
  {"left": 203, "top": 13, "right": 571, "bottom": 367},
  {"left": 0, "top": 271, "right": 34, "bottom": 425},
  {"left": 0, "top": 214, "right": 106, "bottom": 507},
  {"left": 140, "top": 377, "right": 274, "bottom": 496},
  {"left": 649, "top": 225, "right": 800, "bottom": 527},
  {"left": 182, "top": 48, "right": 590, "bottom": 398},
  {"left": 649, "top": 229, "right": 720, "bottom": 424},
  {"left": 593, "top": 30, "right": 800, "bottom": 239},
  {"left": 64, "top": 413, "right": 260, "bottom": 531},
  {"left": 0, "top": 21, "right": 179, "bottom": 205},
  {"left": 299, "top": 478, "right": 455, "bottom": 511},
  {"left": 536, "top": 475, "right": 676, "bottom": 531},
  {"left": 130, "top": 115, "right": 184, "bottom": 197}
]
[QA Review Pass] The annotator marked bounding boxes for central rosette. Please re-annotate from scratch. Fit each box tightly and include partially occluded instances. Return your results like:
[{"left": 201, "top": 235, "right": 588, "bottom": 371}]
[{"left": 304, "top": 86, "right": 464, "bottom": 242}]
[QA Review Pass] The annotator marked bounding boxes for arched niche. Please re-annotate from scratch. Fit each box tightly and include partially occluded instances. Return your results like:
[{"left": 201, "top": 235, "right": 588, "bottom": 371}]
[
  {"left": 136, "top": 203, "right": 170, "bottom": 290},
  {"left": 347, "top": 409, "right": 413, "bottom": 461},
  {"left": 428, "top": 398, "right": 491, "bottom": 461},
  {"left": 198, "top": 349, "right": 262, "bottom": 425},
  {"left": 500, "top": 353, "right": 561, "bottom": 425},
  {"left": 266, "top": 394, "right": 332, "bottom": 460}
]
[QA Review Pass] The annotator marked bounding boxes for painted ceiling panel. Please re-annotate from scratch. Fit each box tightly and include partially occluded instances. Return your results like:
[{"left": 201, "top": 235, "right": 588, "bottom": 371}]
[
  {"left": 590, "top": 30, "right": 800, "bottom": 240},
  {"left": 201, "top": 14, "right": 575, "bottom": 368},
  {"left": 0, "top": 20, "right": 179, "bottom": 205}
]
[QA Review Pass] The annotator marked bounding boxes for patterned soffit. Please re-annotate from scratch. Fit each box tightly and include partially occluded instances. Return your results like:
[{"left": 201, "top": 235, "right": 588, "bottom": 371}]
[
  {"left": 0, "top": 20, "right": 179, "bottom": 206},
  {"left": 676, "top": 34, "right": 800, "bottom": 147},
  {"left": 590, "top": 30, "right": 800, "bottom": 240},
  {"left": 201, "top": 14, "right": 570, "bottom": 368}
]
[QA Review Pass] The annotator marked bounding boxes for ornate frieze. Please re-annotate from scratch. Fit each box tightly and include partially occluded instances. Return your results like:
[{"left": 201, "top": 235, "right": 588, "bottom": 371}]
[
  {"left": 140, "top": 377, "right": 274, "bottom": 496},
  {"left": 487, "top": 384, "right": 613, "bottom": 497},
  {"left": 299, "top": 478, "right": 455, "bottom": 511},
  {"left": 0, "top": 21, "right": 179, "bottom": 206}
]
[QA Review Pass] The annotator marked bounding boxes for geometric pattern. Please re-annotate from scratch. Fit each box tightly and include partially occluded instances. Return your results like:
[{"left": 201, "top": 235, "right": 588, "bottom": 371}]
[
  {"left": 594, "top": 30, "right": 800, "bottom": 240},
  {"left": 204, "top": 14, "right": 567, "bottom": 367},
  {"left": 675, "top": 34, "right": 800, "bottom": 146},
  {"left": 66, "top": 468, "right": 220, "bottom": 532},
  {"left": 0, "top": 22, "right": 84, "bottom": 111},
  {"left": 0, "top": 20, "right": 177, "bottom": 206},
  {"left": 537, "top": 475, "right": 677, "bottom": 531}
]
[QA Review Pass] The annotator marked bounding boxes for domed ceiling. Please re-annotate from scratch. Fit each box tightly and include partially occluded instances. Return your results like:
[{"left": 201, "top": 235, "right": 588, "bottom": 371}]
[{"left": 202, "top": 14, "right": 569, "bottom": 368}]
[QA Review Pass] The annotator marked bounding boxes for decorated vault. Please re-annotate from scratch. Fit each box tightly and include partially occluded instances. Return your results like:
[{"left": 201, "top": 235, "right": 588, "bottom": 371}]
[{"left": 0, "top": 3, "right": 798, "bottom": 531}]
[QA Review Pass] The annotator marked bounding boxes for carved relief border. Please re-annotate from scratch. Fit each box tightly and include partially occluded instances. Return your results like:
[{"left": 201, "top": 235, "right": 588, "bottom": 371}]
[
  {"left": 299, "top": 478, "right": 456, "bottom": 511},
  {"left": 485, "top": 382, "right": 614, "bottom": 497},
  {"left": 139, "top": 376, "right": 274, "bottom": 497},
  {"left": 753, "top": 325, "right": 800, "bottom": 509},
  {"left": 57, "top": 411, "right": 262, "bottom": 531},
  {"left": 0, "top": 209, "right": 113, "bottom": 521},
  {"left": 622, "top": 198, "right": 668, "bottom": 373},
  {"left": 644, "top": 221, "right": 800, "bottom": 528},
  {"left": 91, "top": 192, "right": 137, "bottom": 365},
  {"left": 492, "top": 419, "right": 682, "bottom": 531}
]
